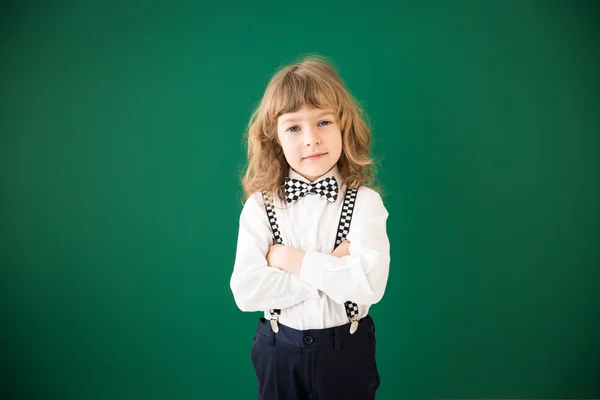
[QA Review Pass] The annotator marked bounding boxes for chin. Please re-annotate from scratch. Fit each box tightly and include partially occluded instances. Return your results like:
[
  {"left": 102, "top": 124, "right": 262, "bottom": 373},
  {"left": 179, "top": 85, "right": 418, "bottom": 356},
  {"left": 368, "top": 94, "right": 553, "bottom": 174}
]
[
  {"left": 294, "top": 158, "right": 335, "bottom": 178},
  {"left": 307, "top": 167, "right": 332, "bottom": 178}
]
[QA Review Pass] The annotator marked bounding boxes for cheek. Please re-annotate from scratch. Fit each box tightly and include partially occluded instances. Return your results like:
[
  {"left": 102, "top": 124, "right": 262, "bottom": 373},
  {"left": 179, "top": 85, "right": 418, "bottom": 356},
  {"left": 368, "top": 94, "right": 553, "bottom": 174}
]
[
  {"left": 278, "top": 137, "right": 299, "bottom": 160},
  {"left": 333, "top": 132, "right": 343, "bottom": 155}
]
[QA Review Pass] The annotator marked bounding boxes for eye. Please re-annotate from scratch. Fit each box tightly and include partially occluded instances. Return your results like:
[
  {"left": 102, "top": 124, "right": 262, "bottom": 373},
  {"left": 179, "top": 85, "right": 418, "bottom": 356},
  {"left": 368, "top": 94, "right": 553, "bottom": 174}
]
[
  {"left": 318, "top": 120, "right": 332, "bottom": 126},
  {"left": 286, "top": 125, "right": 300, "bottom": 133}
]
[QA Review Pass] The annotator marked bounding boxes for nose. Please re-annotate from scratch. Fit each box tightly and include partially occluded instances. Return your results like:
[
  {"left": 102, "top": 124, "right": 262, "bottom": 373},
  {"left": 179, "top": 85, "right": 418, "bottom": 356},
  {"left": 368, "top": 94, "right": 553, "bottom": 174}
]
[{"left": 303, "top": 126, "right": 321, "bottom": 147}]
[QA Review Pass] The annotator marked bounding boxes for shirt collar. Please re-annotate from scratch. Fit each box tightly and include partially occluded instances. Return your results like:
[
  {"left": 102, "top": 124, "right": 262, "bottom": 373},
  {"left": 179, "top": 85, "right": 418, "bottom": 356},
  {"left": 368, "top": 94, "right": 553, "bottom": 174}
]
[{"left": 287, "top": 164, "right": 342, "bottom": 186}]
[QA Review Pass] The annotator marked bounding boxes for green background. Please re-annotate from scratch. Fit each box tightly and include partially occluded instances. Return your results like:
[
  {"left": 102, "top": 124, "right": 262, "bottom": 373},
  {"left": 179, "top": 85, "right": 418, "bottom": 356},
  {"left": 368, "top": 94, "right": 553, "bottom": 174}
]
[{"left": 1, "top": 1, "right": 599, "bottom": 399}]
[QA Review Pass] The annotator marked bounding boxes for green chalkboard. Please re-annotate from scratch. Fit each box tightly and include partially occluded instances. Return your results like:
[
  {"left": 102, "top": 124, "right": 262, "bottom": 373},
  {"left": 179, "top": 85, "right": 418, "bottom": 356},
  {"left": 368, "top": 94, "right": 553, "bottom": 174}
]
[{"left": 1, "top": 1, "right": 598, "bottom": 399}]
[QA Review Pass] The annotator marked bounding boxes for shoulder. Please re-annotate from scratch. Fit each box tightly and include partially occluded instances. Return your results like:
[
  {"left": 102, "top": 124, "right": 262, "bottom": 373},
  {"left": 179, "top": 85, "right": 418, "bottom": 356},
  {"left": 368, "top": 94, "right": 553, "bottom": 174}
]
[
  {"left": 355, "top": 186, "right": 384, "bottom": 205},
  {"left": 247, "top": 191, "right": 266, "bottom": 206},
  {"left": 240, "top": 191, "right": 266, "bottom": 217},
  {"left": 238, "top": 192, "right": 275, "bottom": 232},
  {"left": 353, "top": 186, "right": 388, "bottom": 217}
]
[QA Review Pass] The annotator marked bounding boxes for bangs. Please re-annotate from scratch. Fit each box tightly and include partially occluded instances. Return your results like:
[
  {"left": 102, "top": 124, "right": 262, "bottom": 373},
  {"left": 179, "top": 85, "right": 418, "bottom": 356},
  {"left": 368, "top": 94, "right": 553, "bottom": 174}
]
[{"left": 266, "top": 70, "right": 341, "bottom": 119}]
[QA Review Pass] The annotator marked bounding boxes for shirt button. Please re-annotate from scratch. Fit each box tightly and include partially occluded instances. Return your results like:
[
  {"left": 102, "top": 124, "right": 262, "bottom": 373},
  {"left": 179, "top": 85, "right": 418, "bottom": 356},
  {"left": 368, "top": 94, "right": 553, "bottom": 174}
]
[{"left": 303, "top": 335, "right": 314, "bottom": 345}]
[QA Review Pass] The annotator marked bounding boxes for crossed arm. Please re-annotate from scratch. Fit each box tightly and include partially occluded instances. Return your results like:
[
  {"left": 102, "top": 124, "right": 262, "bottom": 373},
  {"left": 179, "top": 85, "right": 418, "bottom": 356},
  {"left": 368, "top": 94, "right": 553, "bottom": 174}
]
[
  {"left": 266, "top": 240, "right": 351, "bottom": 276},
  {"left": 230, "top": 190, "right": 390, "bottom": 312}
]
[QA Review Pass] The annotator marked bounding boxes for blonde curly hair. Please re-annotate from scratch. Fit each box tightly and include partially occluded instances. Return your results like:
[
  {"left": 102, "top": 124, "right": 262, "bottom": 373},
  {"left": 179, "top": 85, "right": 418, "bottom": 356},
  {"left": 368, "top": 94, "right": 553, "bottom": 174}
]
[{"left": 241, "top": 55, "right": 380, "bottom": 202}]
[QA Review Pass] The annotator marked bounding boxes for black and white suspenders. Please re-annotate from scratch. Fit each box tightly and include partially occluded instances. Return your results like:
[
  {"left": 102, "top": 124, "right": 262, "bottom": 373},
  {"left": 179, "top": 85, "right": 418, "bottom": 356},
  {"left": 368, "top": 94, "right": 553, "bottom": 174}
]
[{"left": 261, "top": 187, "right": 360, "bottom": 334}]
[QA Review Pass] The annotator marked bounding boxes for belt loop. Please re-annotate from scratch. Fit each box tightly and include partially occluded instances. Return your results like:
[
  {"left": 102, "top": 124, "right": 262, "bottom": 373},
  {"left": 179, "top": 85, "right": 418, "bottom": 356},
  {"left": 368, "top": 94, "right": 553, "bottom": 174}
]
[
  {"left": 269, "top": 327, "right": 276, "bottom": 346},
  {"left": 334, "top": 326, "right": 342, "bottom": 351}
]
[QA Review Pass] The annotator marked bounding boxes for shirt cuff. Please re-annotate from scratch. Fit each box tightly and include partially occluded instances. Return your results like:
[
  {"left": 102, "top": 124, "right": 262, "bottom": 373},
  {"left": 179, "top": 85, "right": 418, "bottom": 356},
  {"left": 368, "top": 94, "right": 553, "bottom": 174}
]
[{"left": 299, "top": 250, "right": 338, "bottom": 290}]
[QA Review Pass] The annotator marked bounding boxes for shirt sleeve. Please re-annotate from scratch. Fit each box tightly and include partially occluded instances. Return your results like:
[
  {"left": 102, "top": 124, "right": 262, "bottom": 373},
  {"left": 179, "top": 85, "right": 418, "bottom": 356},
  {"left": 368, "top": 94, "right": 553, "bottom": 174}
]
[
  {"left": 298, "top": 187, "right": 391, "bottom": 306},
  {"left": 230, "top": 192, "right": 320, "bottom": 312}
]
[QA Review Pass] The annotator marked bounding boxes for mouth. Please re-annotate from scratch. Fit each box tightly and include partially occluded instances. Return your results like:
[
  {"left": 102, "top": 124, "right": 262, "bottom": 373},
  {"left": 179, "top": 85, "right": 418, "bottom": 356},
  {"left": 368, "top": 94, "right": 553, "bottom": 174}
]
[{"left": 303, "top": 152, "right": 327, "bottom": 160}]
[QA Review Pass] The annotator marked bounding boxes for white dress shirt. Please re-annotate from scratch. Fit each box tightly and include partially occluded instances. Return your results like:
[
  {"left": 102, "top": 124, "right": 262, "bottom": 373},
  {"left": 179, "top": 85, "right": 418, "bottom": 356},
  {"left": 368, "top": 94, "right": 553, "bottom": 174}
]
[{"left": 230, "top": 165, "right": 390, "bottom": 330}]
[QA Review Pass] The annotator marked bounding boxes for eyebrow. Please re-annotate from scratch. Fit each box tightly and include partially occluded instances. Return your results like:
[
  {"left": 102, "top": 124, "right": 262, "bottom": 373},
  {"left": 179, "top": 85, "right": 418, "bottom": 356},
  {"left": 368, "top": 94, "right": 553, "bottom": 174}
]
[{"left": 278, "top": 111, "right": 335, "bottom": 126}]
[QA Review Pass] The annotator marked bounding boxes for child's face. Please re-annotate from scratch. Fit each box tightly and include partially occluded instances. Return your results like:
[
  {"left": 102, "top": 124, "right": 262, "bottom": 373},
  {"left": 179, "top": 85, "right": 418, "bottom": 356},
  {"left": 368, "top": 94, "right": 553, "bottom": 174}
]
[{"left": 276, "top": 104, "right": 342, "bottom": 182}]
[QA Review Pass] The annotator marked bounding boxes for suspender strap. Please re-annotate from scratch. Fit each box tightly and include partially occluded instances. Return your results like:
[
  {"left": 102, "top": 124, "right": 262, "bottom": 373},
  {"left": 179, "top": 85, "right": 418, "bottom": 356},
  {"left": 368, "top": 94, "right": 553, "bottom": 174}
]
[
  {"left": 262, "top": 190, "right": 283, "bottom": 246},
  {"left": 261, "top": 187, "right": 360, "bottom": 334},
  {"left": 334, "top": 188, "right": 358, "bottom": 249},
  {"left": 261, "top": 190, "right": 282, "bottom": 332},
  {"left": 334, "top": 188, "right": 360, "bottom": 334}
]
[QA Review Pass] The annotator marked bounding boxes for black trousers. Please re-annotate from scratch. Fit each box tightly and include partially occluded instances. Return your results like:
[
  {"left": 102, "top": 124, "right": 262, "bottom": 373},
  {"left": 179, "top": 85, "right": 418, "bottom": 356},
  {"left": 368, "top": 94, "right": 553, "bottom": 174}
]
[{"left": 250, "top": 315, "right": 380, "bottom": 400}]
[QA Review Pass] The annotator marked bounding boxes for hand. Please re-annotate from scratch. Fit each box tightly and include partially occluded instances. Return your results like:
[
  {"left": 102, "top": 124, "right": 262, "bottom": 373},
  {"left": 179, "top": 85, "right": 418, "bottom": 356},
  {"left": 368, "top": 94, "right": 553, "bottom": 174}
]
[
  {"left": 331, "top": 240, "right": 351, "bottom": 258},
  {"left": 266, "top": 244, "right": 285, "bottom": 269},
  {"left": 266, "top": 244, "right": 305, "bottom": 277}
]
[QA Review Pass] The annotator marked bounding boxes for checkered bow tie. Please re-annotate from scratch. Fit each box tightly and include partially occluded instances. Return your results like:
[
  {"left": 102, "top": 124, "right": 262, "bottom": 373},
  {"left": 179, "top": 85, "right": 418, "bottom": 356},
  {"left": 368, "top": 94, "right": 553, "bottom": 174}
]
[{"left": 284, "top": 176, "right": 339, "bottom": 204}]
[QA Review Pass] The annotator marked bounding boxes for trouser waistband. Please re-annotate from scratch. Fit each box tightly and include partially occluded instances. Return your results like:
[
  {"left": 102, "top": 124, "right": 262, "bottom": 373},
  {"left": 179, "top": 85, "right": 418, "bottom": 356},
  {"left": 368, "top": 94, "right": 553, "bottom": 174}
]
[{"left": 256, "top": 315, "right": 375, "bottom": 349}]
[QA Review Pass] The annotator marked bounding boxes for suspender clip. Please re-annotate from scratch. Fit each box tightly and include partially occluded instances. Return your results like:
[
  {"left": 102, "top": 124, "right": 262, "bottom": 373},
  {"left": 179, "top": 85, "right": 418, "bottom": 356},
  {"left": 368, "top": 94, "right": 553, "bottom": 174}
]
[
  {"left": 349, "top": 317, "right": 359, "bottom": 334},
  {"left": 269, "top": 312, "right": 280, "bottom": 333}
]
